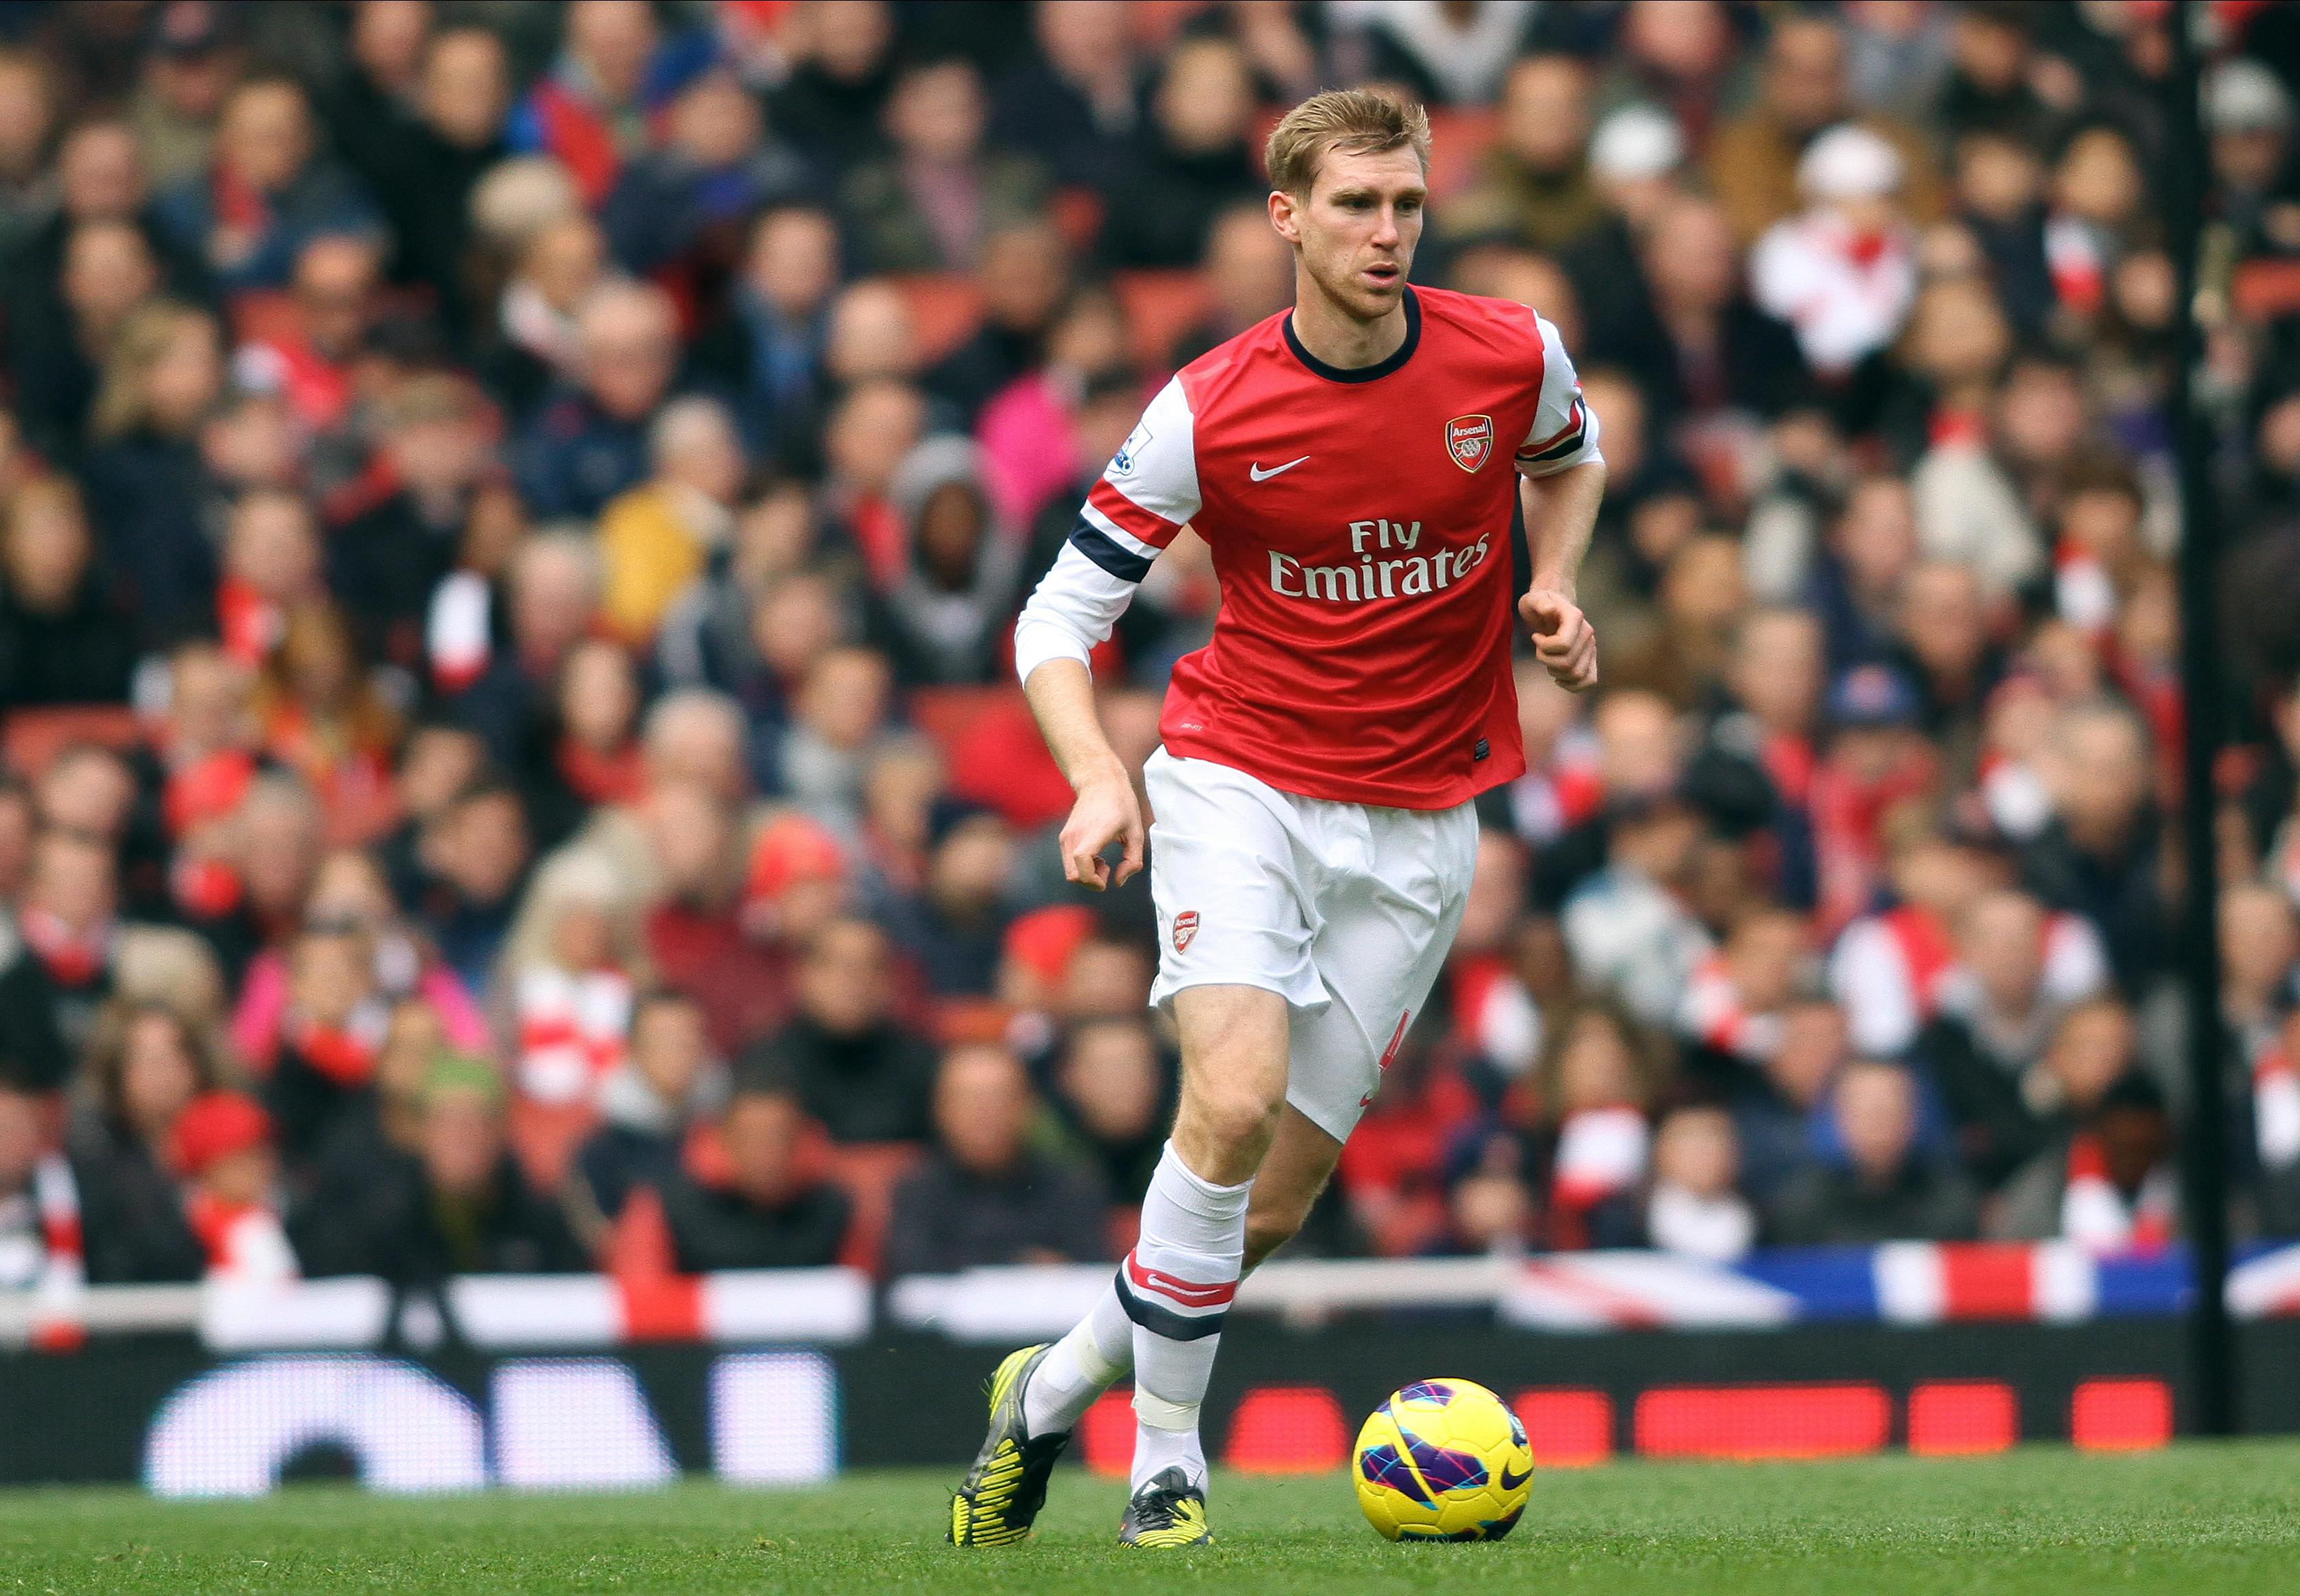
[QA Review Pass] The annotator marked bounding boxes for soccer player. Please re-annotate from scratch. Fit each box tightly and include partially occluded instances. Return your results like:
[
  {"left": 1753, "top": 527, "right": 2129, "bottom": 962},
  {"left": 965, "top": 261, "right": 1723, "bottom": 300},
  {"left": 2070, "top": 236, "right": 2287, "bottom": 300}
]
[{"left": 949, "top": 89, "right": 1605, "bottom": 1549}]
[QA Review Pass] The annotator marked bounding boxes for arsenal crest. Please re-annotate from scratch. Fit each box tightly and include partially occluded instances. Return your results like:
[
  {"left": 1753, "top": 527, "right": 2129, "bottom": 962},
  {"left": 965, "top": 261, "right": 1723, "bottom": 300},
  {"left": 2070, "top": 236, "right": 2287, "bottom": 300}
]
[
  {"left": 1173, "top": 910, "right": 1200, "bottom": 952},
  {"left": 1446, "top": 413, "right": 1494, "bottom": 472}
]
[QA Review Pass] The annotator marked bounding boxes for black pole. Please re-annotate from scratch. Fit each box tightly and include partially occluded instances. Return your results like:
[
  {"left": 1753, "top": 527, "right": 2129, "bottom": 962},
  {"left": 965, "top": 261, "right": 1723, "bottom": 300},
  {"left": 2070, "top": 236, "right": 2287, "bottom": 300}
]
[{"left": 2167, "top": 0, "right": 2236, "bottom": 1439}]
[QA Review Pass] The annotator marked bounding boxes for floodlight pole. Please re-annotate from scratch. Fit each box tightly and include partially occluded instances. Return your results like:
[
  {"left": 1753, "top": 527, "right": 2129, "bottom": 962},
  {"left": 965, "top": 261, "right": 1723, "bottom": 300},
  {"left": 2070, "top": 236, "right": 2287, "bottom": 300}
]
[{"left": 2168, "top": 0, "right": 2236, "bottom": 1439}]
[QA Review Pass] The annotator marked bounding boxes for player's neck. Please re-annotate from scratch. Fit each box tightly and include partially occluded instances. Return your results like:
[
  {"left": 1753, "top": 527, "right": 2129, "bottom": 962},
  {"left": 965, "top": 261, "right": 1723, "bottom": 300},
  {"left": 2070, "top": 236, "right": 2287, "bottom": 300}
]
[{"left": 1286, "top": 274, "right": 1409, "bottom": 372}]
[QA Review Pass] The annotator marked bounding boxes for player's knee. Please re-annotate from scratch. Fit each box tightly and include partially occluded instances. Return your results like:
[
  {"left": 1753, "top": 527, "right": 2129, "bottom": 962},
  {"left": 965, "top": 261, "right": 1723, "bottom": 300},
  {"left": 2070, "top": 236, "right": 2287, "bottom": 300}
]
[{"left": 1181, "top": 1078, "right": 1282, "bottom": 1161}]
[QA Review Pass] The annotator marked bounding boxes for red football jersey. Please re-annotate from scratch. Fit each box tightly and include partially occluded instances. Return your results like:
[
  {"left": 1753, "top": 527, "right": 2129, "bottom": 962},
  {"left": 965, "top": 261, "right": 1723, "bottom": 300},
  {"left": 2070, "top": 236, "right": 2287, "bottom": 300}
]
[{"left": 1014, "top": 285, "right": 1600, "bottom": 810}]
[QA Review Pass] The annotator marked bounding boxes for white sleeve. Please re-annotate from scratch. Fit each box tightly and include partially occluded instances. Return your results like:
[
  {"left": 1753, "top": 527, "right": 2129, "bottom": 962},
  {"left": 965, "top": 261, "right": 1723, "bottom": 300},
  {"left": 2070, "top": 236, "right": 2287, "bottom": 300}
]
[
  {"left": 1012, "top": 376, "right": 1201, "bottom": 686},
  {"left": 1516, "top": 313, "right": 1603, "bottom": 477}
]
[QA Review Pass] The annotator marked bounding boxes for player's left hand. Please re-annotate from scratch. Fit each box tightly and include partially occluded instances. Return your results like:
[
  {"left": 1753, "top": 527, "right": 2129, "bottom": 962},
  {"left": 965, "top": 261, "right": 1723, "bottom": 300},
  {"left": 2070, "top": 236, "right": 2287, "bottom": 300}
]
[{"left": 1520, "top": 588, "right": 1598, "bottom": 692}]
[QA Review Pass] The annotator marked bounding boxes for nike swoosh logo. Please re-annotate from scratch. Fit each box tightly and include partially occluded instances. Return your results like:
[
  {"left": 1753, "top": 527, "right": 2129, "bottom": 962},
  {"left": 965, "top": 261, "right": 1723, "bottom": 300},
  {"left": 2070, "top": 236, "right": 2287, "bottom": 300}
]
[
  {"left": 1498, "top": 1462, "right": 1531, "bottom": 1491},
  {"left": 1249, "top": 456, "right": 1309, "bottom": 481}
]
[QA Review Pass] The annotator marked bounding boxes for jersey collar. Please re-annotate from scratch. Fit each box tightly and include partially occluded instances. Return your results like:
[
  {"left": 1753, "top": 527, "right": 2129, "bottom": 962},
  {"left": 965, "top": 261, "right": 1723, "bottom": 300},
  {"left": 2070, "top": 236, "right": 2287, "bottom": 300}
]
[{"left": 1282, "top": 287, "right": 1421, "bottom": 384}]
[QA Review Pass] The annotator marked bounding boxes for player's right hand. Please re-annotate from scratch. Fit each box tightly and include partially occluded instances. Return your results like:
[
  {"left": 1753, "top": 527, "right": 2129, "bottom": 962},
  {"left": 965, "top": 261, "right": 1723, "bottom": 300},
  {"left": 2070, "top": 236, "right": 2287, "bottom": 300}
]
[{"left": 1059, "top": 770, "right": 1145, "bottom": 891}]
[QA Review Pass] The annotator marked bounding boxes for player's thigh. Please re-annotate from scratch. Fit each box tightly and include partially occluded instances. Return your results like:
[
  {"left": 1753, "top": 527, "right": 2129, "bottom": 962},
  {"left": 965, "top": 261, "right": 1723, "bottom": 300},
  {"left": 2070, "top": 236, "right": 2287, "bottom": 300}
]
[
  {"left": 1286, "top": 803, "right": 1478, "bottom": 1141},
  {"left": 1145, "top": 748, "right": 1325, "bottom": 1014},
  {"left": 1171, "top": 982, "right": 1293, "bottom": 1183}
]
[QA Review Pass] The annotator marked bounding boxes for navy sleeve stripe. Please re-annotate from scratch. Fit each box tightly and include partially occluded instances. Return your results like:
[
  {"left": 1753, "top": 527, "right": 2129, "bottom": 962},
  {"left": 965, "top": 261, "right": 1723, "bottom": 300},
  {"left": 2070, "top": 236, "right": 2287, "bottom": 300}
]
[
  {"left": 1516, "top": 424, "right": 1588, "bottom": 465},
  {"left": 1068, "top": 520, "right": 1153, "bottom": 582}
]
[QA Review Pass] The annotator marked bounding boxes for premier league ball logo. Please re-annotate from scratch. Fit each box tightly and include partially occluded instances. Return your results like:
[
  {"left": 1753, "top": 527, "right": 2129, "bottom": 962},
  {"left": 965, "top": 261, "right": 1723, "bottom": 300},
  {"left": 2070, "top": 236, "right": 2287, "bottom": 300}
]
[{"left": 1446, "top": 413, "right": 1493, "bottom": 473}]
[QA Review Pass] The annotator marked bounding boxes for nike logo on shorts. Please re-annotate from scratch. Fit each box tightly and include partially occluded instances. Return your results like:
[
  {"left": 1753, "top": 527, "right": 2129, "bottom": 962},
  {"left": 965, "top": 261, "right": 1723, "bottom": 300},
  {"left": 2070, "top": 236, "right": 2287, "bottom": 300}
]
[{"left": 1249, "top": 456, "right": 1310, "bottom": 481}]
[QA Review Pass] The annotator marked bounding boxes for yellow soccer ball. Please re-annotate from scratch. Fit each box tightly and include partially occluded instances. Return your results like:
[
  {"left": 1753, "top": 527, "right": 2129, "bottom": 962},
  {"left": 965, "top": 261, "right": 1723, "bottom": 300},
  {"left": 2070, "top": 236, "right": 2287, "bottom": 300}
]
[{"left": 1352, "top": 1377, "right": 1533, "bottom": 1543}]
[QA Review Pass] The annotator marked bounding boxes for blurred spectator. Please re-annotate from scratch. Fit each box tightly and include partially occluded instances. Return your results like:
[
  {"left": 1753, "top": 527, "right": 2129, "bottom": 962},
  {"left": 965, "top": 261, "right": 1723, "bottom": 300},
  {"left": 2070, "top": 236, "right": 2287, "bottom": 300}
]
[
  {"left": 693, "top": 205, "right": 841, "bottom": 456},
  {"left": 260, "top": 921, "right": 388, "bottom": 1172},
  {"left": 514, "top": 278, "right": 682, "bottom": 519},
  {"left": 234, "top": 229, "right": 385, "bottom": 436},
  {"left": 1099, "top": 36, "right": 1262, "bottom": 269},
  {"left": 172, "top": 1090, "right": 297, "bottom": 1281},
  {"left": 1751, "top": 123, "right": 1917, "bottom": 379},
  {"left": 739, "top": 916, "right": 935, "bottom": 1145},
  {"left": 411, "top": 774, "right": 532, "bottom": 998},
  {"left": 841, "top": 56, "right": 1048, "bottom": 275},
  {"left": 927, "top": 218, "right": 1071, "bottom": 424},
  {"left": 483, "top": 210, "right": 606, "bottom": 422},
  {"left": 444, "top": 529, "right": 601, "bottom": 766},
  {"left": 1641, "top": 1104, "right": 1756, "bottom": 1262},
  {"left": 0, "top": 828, "right": 124, "bottom": 1091},
  {"left": 599, "top": 66, "right": 809, "bottom": 283},
  {"left": 0, "top": 476, "right": 136, "bottom": 707},
  {"left": 503, "top": 849, "right": 646, "bottom": 1112},
  {"left": 598, "top": 397, "right": 747, "bottom": 645},
  {"left": 658, "top": 1084, "right": 851, "bottom": 1271},
  {"left": 1728, "top": 993, "right": 1849, "bottom": 1199},
  {"left": 1446, "top": 54, "right": 1606, "bottom": 254},
  {"left": 1051, "top": 1016, "right": 1169, "bottom": 1205},
  {"left": 568, "top": 985, "right": 725, "bottom": 1242},
  {"left": 1534, "top": 1000, "right": 1659, "bottom": 1248},
  {"left": 766, "top": 0, "right": 897, "bottom": 180},
  {"left": 0, "top": 1082, "right": 61, "bottom": 1289},
  {"left": 10, "top": 215, "right": 161, "bottom": 459},
  {"left": 1768, "top": 1058, "right": 1979, "bottom": 1243},
  {"left": 864, "top": 436, "right": 1023, "bottom": 686},
  {"left": 505, "top": 0, "right": 680, "bottom": 209},
  {"left": 1992, "top": 1069, "right": 2177, "bottom": 1249},
  {"left": 67, "top": 1001, "right": 215, "bottom": 1283},
  {"left": 154, "top": 75, "right": 379, "bottom": 291},
  {"left": 1562, "top": 786, "right": 1711, "bottom": 1028},
  {"left": 990, "top": 0, "right": 1142, "bottom": 191},
  {"left": 304, "top": 1050, "right": 583, "bottom": 1279},
  {"left": 129, "top": 1, "right": 241, "bottom": 191},
  {"left": 2020, "top": 698, "right": 2168, "bottom": 993},
  {"left": 520, "top": 638, "right": 645, "bottom": 852},
  {"left": 1676, "top": 905, "right": 1809, "bottom": 1089},
  {"left": 1707, "top": 14, "right": 1941, "bottom": 247},
  {"left": 883, "top": 1041, "right": 1107, "bottom": 1274}
]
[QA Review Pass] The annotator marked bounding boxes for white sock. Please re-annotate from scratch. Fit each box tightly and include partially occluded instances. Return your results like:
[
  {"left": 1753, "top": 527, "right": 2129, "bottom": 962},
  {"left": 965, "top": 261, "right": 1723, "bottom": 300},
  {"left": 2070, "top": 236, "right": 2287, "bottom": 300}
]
[
  {"left": 1120, "top": 1141, "right": 1251, "bottom": 1492},
  {"left": 1020, "top": 1279, "right": 1133, "bottom": 1438}
]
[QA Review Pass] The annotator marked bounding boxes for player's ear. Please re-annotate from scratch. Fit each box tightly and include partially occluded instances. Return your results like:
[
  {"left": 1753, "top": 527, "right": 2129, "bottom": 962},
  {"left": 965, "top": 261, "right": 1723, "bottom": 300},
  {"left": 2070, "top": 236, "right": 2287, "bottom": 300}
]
[{"left": 1268, "top": 189, "right": 1299, "bottom": 245}]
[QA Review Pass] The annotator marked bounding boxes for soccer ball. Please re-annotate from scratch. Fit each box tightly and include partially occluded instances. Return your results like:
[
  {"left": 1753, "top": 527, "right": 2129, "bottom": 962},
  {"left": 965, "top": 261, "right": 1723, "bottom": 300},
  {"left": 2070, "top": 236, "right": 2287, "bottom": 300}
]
[{"left": 1352, "top": 1377, "right": 1533, "bottom": 1543}]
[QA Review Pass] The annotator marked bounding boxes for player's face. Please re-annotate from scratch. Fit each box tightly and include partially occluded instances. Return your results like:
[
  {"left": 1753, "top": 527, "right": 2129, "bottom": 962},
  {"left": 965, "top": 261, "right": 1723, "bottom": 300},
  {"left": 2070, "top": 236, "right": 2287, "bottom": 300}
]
[{"left": 1277, "top": 145, "right": 1426, "bottom": 322}]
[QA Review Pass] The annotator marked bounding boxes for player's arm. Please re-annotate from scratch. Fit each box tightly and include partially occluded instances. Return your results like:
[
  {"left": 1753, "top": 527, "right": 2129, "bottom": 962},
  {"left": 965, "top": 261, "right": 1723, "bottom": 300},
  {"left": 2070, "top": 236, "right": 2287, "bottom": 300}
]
[
  {"left": 1514, "top": 313, "right": 1607, "bottom": 692},
  {"left": 1014, "top": 377, "right": 1201, "bottom": 891}
]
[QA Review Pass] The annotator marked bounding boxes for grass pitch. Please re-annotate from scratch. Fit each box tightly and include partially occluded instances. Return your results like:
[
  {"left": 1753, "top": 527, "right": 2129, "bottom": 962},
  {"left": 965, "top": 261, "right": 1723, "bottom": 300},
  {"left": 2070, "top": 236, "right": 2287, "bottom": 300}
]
[{"left": 2, "top": 1442, "right": 2297, "bottom": 1595}]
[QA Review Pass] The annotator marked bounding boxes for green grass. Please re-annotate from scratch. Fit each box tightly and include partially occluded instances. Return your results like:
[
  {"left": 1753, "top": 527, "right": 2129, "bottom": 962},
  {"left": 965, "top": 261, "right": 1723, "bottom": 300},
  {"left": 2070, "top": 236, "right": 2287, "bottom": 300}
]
[{"left": 3, "top": 1443, "right": 2298, "bottom": 1595}]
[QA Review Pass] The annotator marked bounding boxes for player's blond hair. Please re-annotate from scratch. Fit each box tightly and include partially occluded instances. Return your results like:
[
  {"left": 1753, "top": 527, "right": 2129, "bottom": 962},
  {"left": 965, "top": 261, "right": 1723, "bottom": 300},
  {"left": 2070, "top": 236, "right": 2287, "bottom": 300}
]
[{"left": 1263, "top": 88, "right": 1432, "bottom": 197}]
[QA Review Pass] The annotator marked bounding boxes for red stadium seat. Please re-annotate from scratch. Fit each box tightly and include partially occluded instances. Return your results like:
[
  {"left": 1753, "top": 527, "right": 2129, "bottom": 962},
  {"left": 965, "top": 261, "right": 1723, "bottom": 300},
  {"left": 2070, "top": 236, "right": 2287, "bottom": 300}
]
[
  {"left": 2234, "top": 259, "right": 2300, "bottom": 320},
  {"left": 3, "top": 705, "right": 141, "bottom": 777},
  {"left": 1050, "top": 186, "right": 1105, "bottom": 254},
  {"left": 824, "top": 1140, "right": 926, "bottom": 1277},
  {"left": 1115, "top": 269, "right": 1213, "bottom": 370},
  {"left": 890, "top": 274, "right": 985, "bottom": 363}
]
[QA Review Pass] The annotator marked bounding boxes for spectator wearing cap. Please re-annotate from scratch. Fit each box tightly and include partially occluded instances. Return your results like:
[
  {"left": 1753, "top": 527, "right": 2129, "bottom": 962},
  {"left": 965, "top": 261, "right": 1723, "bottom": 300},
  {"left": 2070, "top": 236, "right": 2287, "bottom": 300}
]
[
  {"left": 883, "top": 1041, "right": 1108, "bottom": 1276},
  {"left": 743, "top": 810, "right": 849, "bottom": 950},
  {"left": 598, "top": 398, "right": 748, "bottom": 648},
  {"left": 1446, "top": 54, "right": 1609, "bottom": 256},
  {"left": 300, "top": 1050, "right": 582, "bottom": 1281},
  {"left": 1766, "top": 1058, "right": 1978, "bottom": 1244},
  {"left": 1751, "top": 123, "right": 1917, "bottom": 380},
  {"left": 1708, "top": 14, "right": 1943, "bottom": 249},
  {"left": 128, "top": 1, "right": 243, "bottom": 191},
  {"left": 841, "top": 57, "right": 1049, "bottom": 276},
  {"left": 738, "top": 917, "right": 936, "bottom": 1146},
  {"left": 568, "top": 987, "right": 726, "bottom": 1242},
  {"left": 65, "top": 1001, "right": 214, "bottom": 1284},
  {"left": 1809, "top": 664, "right": 1937, "bottom": 936},
  {"left": 1991, "top": 1068, "right": 2176, "bottom": 1250},
  {"left": 153, "top": 75, "right": 381, "bottom": 291},
  {"left": 1561, "top": 780, "right": 1712, "bottom": 1030},
  {"left": 657, "top": 1083, "right": 851, "bottom": 1271},
  {"left": 514, "top": 280, "right": 686, "bottom": 522},
  {"left": 172, "top": 1090, "right": 297, "bottom": 1282}
]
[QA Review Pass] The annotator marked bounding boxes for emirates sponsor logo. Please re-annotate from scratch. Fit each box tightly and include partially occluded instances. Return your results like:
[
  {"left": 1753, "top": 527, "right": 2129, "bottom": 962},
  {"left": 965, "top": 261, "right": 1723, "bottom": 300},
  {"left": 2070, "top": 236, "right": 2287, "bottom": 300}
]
[
  {"left": 1267, "top": 519, "right": 1492, "bottom": 605},
  {"left": 1447, "top": 413, "right": 1494, "bottom": 472}
]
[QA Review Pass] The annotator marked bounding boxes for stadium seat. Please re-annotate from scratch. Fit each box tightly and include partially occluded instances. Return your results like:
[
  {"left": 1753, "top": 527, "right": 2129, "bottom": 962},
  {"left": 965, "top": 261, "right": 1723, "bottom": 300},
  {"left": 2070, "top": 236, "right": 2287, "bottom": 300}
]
[
  {"left": 824, "top": 1140, "right": 925, "bottom": 1277},
  {"left": 889, "top": 274, "right": 985, "bottom": 364},
  {"left": 1050, "top": 186, "right": 1105, "bottom": 254},
  {"left": 1114, "top": 269, "right": 1212, "bottom": 370},
  {"left": 506, "top": 1097, "right": 599, "bottom": 1193},
  {"left": 2234, "top": 259, "right": 2300, "bottom": 319},
  {"left": 2, "top": 705, "right": 141, "bottom": 777}
]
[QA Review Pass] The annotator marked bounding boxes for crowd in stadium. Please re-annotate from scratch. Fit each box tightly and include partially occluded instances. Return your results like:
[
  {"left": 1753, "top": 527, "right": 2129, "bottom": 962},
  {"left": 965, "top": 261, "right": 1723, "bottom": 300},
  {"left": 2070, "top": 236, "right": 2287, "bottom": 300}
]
[{"left": 0, "top": 0, "right": 2298, "bottom": 1297}]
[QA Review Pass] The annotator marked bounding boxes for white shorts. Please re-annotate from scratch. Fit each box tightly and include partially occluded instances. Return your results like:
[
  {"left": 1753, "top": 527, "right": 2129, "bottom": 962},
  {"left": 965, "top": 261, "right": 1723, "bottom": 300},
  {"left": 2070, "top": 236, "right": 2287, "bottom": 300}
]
[{"left": 1143, "top": 747, "right": 1478, "bottom": 1143}]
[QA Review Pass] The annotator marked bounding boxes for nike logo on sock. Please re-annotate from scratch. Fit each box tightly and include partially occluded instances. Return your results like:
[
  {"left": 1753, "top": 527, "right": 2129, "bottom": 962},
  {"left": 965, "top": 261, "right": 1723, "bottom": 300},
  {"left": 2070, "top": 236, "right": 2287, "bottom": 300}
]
[{"left": 1248, "top": 456, "right": 1309, "bottom": 481}]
